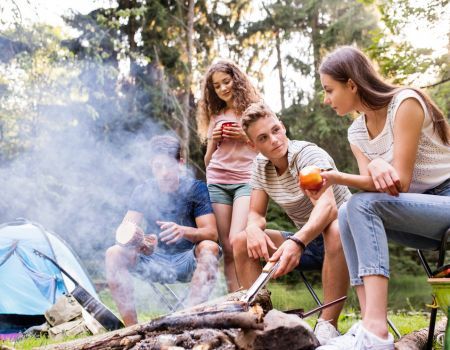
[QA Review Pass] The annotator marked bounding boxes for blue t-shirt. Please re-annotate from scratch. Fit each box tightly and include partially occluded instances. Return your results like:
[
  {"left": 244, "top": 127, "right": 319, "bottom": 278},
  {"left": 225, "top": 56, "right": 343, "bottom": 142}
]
[{"left": 128, "top": 177, "right": 213, "bottom": 254}]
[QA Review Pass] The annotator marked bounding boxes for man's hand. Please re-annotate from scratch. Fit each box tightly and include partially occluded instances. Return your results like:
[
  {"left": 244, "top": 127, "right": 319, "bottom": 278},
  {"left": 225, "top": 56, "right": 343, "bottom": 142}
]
[
  {"left": 157, "top": 221, "right": 189, "bottom": 244},
  {"left": 367, "top": 158, "right": 401, "bottom": 196},
  {"left": 269, "top": 239, "right": 302, "bottom": 278},
  {"left": 245, "top": 225, "right": 277, "bottom": 261}
]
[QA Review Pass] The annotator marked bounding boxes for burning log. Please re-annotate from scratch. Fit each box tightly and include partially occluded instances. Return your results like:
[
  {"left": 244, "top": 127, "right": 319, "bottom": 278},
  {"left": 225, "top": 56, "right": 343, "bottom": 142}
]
[{"left": 38, "top": 292, "right": 318, "bottom": 350}]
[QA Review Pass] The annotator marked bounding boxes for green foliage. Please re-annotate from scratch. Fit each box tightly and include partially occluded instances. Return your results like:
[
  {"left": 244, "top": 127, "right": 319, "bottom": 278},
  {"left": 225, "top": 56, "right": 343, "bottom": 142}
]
[{"left": 365, "top": 0, "right": 448, "bottom": 85}]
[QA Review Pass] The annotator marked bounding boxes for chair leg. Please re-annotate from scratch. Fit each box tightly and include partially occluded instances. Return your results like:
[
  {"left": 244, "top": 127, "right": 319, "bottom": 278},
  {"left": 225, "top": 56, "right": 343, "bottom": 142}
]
[
  {"left": 149, "top": 283, "right": 177, "bottom": 312},
  {"left": 387, "top": 317, "right": 401, "bottom": 339},
  {"left": 425, "top": 307, "right": 437, "bottom": 350},
  {"left": 417, "top": 249, "right": 432, "bottom": 278},
  {"left": 300, "top": 271, "right": 322, "bottom": 306},
  {"left": 417, "top": 228, "right": 450, "bottom": 350}
]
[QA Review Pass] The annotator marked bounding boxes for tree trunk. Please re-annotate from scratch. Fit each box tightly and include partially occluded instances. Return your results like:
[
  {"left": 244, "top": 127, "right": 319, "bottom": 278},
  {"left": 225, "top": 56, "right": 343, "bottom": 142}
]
[
  {"left": 181, "top": 0, "right": 195, "bottom": 161},
  {"left": 309, "top": 3, "right": 322, "bottom": 93},
  {"left": 275, "top": 31, "right": 286, "bottom": 111}
]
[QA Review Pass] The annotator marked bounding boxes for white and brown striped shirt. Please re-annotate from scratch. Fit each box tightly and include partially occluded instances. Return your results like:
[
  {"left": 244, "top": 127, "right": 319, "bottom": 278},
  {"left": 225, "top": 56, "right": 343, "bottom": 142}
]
[{"left": 250, "top": 140, "right": 351, "bottom": 229}]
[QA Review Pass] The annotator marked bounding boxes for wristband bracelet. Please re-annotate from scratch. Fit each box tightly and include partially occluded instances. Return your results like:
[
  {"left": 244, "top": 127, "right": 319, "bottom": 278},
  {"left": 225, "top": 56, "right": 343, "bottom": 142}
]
[{"left": 287, "top": 236, "right": 306, "bottom": 252}]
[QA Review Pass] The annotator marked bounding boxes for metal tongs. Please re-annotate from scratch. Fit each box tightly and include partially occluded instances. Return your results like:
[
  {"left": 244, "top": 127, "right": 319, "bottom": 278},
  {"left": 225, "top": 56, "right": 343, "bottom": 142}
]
[{"left": 240, "top": 261, "right": 280, "bottom": 304}]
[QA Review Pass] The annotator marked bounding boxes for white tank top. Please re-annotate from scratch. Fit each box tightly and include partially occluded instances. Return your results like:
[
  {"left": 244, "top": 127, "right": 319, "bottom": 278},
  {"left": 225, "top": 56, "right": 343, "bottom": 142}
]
[{"left": 348, "top": 89, "right": 450, "bottom": 193}]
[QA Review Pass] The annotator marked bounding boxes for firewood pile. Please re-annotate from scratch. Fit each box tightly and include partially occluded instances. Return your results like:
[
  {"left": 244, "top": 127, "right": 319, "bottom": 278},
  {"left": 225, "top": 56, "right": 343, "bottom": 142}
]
[{"left": 40, "top": 290, "right": 320, "bottom": 350}]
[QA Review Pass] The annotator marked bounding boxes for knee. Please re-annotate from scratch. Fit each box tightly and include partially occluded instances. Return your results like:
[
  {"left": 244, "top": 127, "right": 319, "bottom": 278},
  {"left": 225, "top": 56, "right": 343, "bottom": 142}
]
[
  {"left": 105, "top": 245, "right": 121, "bottom": 265},
  {"left": 346, "top": 192, "right": 379, "bottom": 214},
  {"left": 230, "top": 230, "right": 247, "bottom": 256},
  {"left": 196, "top": 240, "right": 220, "bottom": 258},
  {"left": 105, "top": 245, "right": 133, "bottom": 274},
  {"left": 323, "top": 221, "right": 343, "bottom": 256}
]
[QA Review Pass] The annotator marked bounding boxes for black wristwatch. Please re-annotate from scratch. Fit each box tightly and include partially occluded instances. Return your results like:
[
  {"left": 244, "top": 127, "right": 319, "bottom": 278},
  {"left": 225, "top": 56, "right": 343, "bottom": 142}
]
[{"left": 287, "top": 236, "right": 306, "bottom": 252}]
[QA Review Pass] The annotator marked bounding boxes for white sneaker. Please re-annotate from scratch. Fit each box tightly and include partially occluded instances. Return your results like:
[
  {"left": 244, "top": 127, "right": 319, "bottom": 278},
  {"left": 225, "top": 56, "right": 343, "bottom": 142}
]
[
  {"left": 314, "top": 318, "right": 340, "bottom": 345},
  {"left": 354, "top": 325, "right": 394, "bottom": 350},
  {"left": 316, "top": 321, "right": 361, "bottom": 349}
]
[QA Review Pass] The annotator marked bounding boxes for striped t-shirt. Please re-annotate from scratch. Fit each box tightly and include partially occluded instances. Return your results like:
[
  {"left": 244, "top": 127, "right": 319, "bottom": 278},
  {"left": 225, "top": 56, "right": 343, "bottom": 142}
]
[
  {"left": 348, "top": 89, "right": 450, "bottom": 193},
  {"left": 250, "top": 140, "right": 351, "bottom": 229}
]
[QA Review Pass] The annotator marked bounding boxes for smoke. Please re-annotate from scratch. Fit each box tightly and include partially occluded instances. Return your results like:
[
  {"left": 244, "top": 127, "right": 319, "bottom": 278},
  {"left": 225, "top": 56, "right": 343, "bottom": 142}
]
[
  {"left": 0, "top": 16, "right": 227, "bottom": 318},
  {"left": 0, "top": 105, "right": 171, "bottom": 274}
]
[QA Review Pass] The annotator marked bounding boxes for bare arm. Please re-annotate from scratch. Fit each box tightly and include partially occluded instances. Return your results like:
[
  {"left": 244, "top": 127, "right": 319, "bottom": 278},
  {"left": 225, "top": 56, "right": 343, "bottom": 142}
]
[
  {"left": 204, "top": 138, "right": 217, "bottom": 168},
  {"left": 295, "top": 186, "right": 337, "bottom": 245},
  {"left": 245, "top": 189, "right": 277, "bottom": 261},
  {"left": 270, "top": 186, "right": 338, "bottom": 277},
  {"left": 204, "top": 121, "right": 222, "bottom": 167},
  {"left": 158, "top": 213, "right": 218, "bottom": 245},
  {"left": 324, "top": 145, "right": 378, "bottom": 192},
  {"left": 246, "top": 189, "right": 269, "bottom": 231},
  {"left": 390, "top": 98, "right": 423, "bottom": 192},
  {"left": 321, "top": 144, "right": 400, "bottom": 195}
]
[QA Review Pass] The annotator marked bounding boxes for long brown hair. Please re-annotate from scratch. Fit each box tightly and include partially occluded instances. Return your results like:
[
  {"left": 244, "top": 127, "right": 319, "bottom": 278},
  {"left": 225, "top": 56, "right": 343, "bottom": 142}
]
[
  {"left": 197, "top": 60, "right": 261, "bottom": 140},
  {"left": 319, "top": 46, "right": 449, "bottom": 145}
]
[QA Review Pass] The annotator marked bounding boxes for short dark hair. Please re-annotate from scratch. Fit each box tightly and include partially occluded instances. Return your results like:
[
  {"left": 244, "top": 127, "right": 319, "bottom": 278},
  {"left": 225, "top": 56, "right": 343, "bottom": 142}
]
[
  {"left": 149, "top": 135, "right": 181, "bottom": 161},
  {"left": 241, "top": 102, "right": 277, "bottom": 133}
]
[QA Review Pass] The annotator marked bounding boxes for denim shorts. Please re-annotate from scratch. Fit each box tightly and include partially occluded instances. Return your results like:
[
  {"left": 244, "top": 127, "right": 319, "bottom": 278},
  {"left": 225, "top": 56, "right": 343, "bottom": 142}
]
[
  {"left": 207, "top": 183, "right": 251, "bottom": 205},
  {"left": 280, "top": 231, "right": 324, "bottom": 271},
  {"left": 132, "top": 248, "right": 197, "bottom": 284}
]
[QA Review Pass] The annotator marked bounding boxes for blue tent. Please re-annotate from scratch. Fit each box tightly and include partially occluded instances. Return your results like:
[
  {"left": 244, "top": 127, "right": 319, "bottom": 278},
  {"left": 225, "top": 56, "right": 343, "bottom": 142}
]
[{"left": 0, "top": 218, "right": 98, "bottom": 333}]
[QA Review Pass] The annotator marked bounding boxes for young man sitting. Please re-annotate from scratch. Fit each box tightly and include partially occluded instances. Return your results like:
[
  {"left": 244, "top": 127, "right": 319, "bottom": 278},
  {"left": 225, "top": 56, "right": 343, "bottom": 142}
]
[
  {"left": 232, "top": 102, "right": 351, "bottom": 345},
  {"left": 105, "top": 135, "right": 220, "bottom": 326}
]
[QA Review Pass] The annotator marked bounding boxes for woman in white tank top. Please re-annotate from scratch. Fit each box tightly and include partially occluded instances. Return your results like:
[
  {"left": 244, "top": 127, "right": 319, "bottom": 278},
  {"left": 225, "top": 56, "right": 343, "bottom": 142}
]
[{"left": 314, "top": 46, "right": 450, "bottom": 350}]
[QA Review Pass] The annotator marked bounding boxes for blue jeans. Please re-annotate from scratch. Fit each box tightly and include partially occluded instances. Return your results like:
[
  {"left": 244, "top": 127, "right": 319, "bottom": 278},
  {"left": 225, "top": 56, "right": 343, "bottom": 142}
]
[{"left": 338, "top": 178, "right": 450, "bottom": 286}]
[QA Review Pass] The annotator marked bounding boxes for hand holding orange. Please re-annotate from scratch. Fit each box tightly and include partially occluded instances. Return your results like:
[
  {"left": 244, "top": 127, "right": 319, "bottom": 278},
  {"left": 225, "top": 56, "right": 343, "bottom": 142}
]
[{"left": 299, "top": 165, "right": 323, "bottom": 190}]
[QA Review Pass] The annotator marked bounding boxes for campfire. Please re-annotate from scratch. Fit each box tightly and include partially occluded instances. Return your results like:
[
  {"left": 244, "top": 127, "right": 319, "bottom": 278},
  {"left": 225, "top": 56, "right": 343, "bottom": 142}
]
[{"left": 40, "top": 290, "right": 321, "bottom": 350}]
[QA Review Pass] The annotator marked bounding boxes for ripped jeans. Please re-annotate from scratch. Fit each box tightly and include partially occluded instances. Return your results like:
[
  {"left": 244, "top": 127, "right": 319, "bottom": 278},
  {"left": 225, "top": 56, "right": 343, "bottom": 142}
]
[{"left": 338, "top": 178, "right": 450, "bottom": 286}]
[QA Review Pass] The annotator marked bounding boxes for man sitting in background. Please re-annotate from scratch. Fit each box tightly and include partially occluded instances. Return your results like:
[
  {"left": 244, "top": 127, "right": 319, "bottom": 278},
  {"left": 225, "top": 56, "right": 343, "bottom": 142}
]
[
  {"left": 106, "top": 135, "right": 220, "bottom": 326},
  {"left": 232, "top": 102, "right": 351, "bottom": 345}
]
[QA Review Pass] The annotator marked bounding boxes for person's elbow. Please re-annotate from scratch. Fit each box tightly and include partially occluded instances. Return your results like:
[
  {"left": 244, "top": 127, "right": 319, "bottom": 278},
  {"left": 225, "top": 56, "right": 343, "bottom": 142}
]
[
  {"left": 209, "top": 225, "right": 219, "bottom": 242},
  {"left": 320, "top": 199, "right": 338, "bottom": 221},
  {"left": 397, "top": 175, "right": 413, "bottom": 193},
  {"left": 328, "top": 202, "right": 338, "bottom": 221}
]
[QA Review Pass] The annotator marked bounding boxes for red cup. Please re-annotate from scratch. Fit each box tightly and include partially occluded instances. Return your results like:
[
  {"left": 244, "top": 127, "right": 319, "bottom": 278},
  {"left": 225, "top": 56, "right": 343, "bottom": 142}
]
[{"left": 221, "top": 122, "right": 235, "bottom": 131}]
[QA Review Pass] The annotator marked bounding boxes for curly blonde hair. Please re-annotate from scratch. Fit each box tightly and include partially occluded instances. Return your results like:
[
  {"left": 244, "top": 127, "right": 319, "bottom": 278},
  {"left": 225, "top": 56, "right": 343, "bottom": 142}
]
[{"left": 197, "top": 60, "right": 261, "bottom": 140}]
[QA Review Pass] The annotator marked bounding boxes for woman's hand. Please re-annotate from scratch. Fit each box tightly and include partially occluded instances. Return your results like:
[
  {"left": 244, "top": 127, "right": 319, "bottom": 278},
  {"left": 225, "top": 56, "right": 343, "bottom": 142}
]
[
  {"left": 222, "top": 122, "right": 248, "bottom": 143},
  {"left": 210, "top": 124, "right": 223, "bottom": 144},
  {"left": 367, "top": 158, "right": 402, "bottom": 196},
  {"left": 302, "top": 169, "right": 339, "bottom": 200}
]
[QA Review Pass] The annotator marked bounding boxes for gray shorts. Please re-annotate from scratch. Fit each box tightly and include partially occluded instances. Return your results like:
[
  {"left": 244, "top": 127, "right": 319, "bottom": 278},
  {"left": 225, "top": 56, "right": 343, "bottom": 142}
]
[
  {"left": 132, "top": 248, "right": 197, "bottom": 284},
  {"left": 132, "top": 244, "right": 223, "bottom": 284},
  {"left": 207, "top": 183, "right": 251, "bottom": 205},
  {"left": 280, "top": 231, "right": 324, "bottom": 271}
]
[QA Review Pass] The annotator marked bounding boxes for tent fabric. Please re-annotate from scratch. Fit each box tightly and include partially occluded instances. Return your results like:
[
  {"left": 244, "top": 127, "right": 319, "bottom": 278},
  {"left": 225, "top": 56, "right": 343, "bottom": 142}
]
[{"left": 0, "top": 218, "right": 98, "bottom": 318}]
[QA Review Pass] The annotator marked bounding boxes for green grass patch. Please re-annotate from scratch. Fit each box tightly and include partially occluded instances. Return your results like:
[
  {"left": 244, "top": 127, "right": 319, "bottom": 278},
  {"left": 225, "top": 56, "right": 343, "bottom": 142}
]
[{"left": 4, "top": 274, "right": 445, "bottom": 349}]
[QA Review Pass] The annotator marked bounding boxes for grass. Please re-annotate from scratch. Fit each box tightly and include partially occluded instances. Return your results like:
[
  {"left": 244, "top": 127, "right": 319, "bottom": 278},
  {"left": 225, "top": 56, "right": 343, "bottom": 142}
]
[{"left": 3, "top": 275, "right": 446, "bottom": 349}]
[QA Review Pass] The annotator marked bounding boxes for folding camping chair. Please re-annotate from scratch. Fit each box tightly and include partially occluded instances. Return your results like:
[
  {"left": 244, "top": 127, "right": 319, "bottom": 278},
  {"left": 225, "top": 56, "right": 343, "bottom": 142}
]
[
  {"left": 417, "top": 227, "right": 450, "bottom": 350},
  {"left": 297, "top": 263, "right": 402, "bottom": 339},
  {"left": 148, "top": 281, "right": 190, "bottom": 313}
]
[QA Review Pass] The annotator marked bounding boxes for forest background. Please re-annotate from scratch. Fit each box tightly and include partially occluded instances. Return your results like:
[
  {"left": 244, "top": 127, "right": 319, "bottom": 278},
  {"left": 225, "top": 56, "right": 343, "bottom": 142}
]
[{"left": 0, "top": 0, "right": 449, "bottom": 283}]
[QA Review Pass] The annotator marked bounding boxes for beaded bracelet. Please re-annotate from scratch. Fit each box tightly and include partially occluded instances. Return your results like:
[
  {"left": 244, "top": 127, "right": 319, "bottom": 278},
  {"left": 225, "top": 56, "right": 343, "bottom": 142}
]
[{"left": 287, "top": 236, "right": 306, "bottom": 252}]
